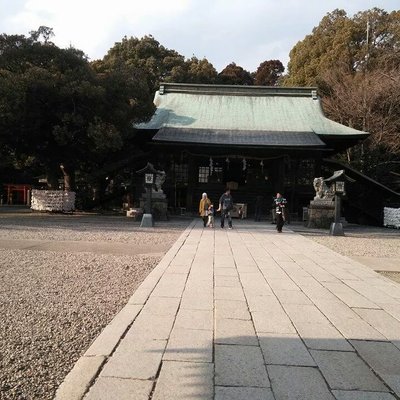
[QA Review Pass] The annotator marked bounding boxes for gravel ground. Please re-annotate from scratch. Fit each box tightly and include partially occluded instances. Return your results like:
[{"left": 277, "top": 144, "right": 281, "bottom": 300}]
[
  {"left": 0, "top": 212, "right": 186, "bottom": 243},
  {"left": 300, "top": 225, "right": 400, "bottom": 284},
  {"left": 0, "top": 212, "right": 188, "bottom": 400},
  {"left": 306, "top": 235, "right": 400, "bottom": 258},
  {"left": 1, "top": 212, "right": 398, "bottom": 399},
  {"left": 296, "top": 225, "right": 400, "bottom": 258}
]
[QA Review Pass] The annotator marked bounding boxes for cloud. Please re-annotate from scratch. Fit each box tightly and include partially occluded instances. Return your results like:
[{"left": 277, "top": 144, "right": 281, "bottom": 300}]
[
  {"left": 1, "top": 0, "right": 399, "bottom": 72},
  {"left": 2, "top": 0, "right": 191, "bottom": 58}
]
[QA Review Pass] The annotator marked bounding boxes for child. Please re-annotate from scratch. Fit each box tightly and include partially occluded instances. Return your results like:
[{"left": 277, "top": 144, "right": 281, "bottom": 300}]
[{"left": 207, "top": 204, "right": 215, "bottom": 228}]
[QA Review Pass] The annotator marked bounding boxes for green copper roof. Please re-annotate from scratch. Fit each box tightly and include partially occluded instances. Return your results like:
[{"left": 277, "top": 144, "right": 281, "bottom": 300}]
[{"left": 136, "top": 83, "right": 368, "bottom": 146}]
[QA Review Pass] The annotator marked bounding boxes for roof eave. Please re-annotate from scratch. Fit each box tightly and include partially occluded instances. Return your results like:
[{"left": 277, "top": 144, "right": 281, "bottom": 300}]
[{"left": 318, "top": 133, "right": 370, "bottom": 139}]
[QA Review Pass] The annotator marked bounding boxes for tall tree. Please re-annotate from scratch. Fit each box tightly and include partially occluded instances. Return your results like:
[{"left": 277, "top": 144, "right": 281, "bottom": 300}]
[
  {"left": 319, "top": 65, "right": 400, "bottom": 184},
  {"left": 184, "top": 56, "right": 218, "bottom": 83},
  {"left": 285, "top": 8, "right": 400, "bottom": 86},
  {"left": 284, "top": 9, "right": 400, "bottom": 187},
  {"left": 0, "top": 27, "right": 154, "bottom": 191},
  {"left": 284, "top": 9, "right": 353, "bottom": 86},
  {"left": 253, "top": 60, "right": 284, "bottom": 86},
  {"left": 217, "top": 62, "right": 253, "bottom": 85},
  {"left": 100, "top": 35, "right": 219, "bottom": 89},
  {"left": 100, "top": 35, "right": 187, "bottom": 92}
]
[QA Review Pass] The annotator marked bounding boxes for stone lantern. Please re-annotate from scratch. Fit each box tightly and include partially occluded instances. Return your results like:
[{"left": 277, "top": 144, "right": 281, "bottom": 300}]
[
  {"left": 324, "top": 170, "right": 355, "bottom": 236},
  {"left": 136, "top": 162, "right": 168, "bottom": 226},
  {"left": 136, "top": 163, "right": 157, "bottom": 227}
]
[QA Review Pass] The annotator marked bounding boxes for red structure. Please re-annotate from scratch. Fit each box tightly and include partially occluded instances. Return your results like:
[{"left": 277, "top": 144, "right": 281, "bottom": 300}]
[{"left": 3, "top": 184, "right": 32, "bottom": 205}]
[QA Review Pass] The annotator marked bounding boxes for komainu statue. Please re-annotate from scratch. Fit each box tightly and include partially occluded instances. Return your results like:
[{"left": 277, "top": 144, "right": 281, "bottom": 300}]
[
  {"left": 154, "top": 170, "right": 166, "bottom": 193},
  {"left": 313, "top": 177, "right": 333, "bottom": 200}
]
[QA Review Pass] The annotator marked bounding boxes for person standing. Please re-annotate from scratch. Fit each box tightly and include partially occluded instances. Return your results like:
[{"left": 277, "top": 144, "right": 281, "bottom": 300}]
[
  {"left": 273, "top": 192, "right": 287, "bottom": 233},
  {"left": 207, "top": 203, "right": 215, "bottom": 228},
  {"left": 217, "top": 188, "right": 233, "bottom": 229},
  {"left": 199, "top": 193, "right": 211, "bottom": 227}
]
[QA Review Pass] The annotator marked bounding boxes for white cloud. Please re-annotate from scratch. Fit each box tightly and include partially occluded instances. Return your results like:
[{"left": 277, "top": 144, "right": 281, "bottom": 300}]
[
  {"left": 3, "top": 0, "right": 191, "bottom": 58},
  {"left": 1, "top": 0, "right": 399, "bottom": 71}
]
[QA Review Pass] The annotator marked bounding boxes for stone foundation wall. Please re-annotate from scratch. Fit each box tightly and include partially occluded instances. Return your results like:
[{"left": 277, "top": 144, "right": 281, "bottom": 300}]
[
  {"left": 307, "top": 200, "right": 335, "bottom": 229},
  {"left": 31, "top": 190, "right": 75, "bottom": 212},
  {"left": 139, "top": 196, "right": 168, "bottom": 220}
]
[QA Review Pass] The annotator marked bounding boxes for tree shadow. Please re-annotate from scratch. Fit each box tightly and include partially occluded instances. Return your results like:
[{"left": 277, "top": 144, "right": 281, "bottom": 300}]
[{"left": 132, "top": 332, "right": 400, "bottom": 400}]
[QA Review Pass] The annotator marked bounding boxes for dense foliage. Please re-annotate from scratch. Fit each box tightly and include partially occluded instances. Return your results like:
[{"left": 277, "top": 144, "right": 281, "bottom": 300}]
[
  {"left": 2, "top": 8, "right": 398, "bottom": 206},
  {"left": 217, "top": 62, "right": 253, "bottom": 85},
  {"left": 97, "top": 35, "right": 219, "bottom": 91},
  {"left": 98, "top": 35, "right": 282, "bottom": 88},
  {"left": 0, "top": 28, "right": 154, "bottom": 203},
  {"left": 284, "top": 8, "right": 400, "bottom": 187},
  {"left": 0, "top": 28, "right": 284, "bottom": 206},
  {"left": 253, "top": 60, "right": 285, "bottom": 86}
]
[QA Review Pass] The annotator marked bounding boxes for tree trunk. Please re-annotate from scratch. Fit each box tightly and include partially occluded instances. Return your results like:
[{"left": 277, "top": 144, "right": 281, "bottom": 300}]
[
  {"left": 59, "top": 164, "right": 73, "bottom": 191},
  {"left": 46, "top": 167, "right": 59, "bottom": 189}
]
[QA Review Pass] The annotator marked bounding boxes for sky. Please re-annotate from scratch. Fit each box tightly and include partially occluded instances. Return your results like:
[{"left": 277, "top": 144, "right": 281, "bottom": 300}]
[{"left": 0, "top": 0, "right": 399, "bottom": 73}]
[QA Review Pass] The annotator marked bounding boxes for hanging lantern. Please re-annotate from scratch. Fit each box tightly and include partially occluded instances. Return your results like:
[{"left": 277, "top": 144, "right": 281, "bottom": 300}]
[
  {"left": 209, "top": 157, "right": 213, "bottom": 174},
  {"left": 242, "top": 158, "right": 247, "bottom": 171},
  {"left": 260, "top": 160, "right": 264, "bottom": 173}
]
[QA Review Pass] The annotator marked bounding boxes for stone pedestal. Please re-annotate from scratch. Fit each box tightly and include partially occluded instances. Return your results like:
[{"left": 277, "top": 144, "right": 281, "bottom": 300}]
[
  {"left": 139, "top": 192, "right": 168, "bottom": 221},
  {"left": 329, "top": 222, "right": 345, "bottom": 236},
  {"left": 307, "top": 200, "right": 335, "bottom": 229},
  {"left": 140, "top": 213, "right": 154, "bottom": 227}
]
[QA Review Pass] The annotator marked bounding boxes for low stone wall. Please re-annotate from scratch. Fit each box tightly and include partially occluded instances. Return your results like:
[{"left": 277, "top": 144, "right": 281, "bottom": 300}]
[
  {"left": 31, "top": 190, "right": 75, "bottom": 212},
  {"left": 384, "top": 207, "right": 400, "bottom": 228}
]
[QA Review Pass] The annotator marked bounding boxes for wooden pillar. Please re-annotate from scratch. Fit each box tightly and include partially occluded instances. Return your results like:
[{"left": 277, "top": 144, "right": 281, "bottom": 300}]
[
  {"left": 315, "top": 157, "right": 322, "bottom": 177},
  {"left": 186, "top": 156, "right": 196, "bottom": 211},
  {"left": 290, "top": 158, "right": 298, "bottom": 215},
  {"left": 276, "top": 156, "right": 285, "bottom": 193}
]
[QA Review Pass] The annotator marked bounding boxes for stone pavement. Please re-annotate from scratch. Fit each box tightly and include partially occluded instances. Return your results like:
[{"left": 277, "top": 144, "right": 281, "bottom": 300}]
[{"left": 56, "top": 220, "right": 400, "bottom": 400}]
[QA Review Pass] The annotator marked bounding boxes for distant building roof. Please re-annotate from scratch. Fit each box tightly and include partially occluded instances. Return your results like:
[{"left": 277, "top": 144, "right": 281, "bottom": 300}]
[{"left": 136, "top": 83, "right": 369, "bottom": 147}]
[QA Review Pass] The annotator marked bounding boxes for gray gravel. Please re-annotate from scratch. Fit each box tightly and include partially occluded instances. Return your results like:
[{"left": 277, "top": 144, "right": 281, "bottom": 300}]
[
  {"left": 0, "top": 213, "right": 188, "bottom": 400},
  {"left": 0, "top": 213, "right": 186, "bottom": 244},
  {"left": 1, "top": 213, "right": 397, "bottom": 400},
  {"left": 295, "top": 224, "right": 400, "bottom": 258},
  {"left": 306, "top": 235, "right": 400, "bottom": 258}
]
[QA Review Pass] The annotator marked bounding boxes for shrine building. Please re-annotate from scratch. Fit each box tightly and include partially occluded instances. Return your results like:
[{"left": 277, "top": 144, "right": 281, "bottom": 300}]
[{"left": 136, "top": 83, "right": 369, "bottom": 218}]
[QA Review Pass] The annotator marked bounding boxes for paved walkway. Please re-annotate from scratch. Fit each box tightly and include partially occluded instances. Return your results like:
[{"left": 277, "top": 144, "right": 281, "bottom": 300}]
[{"left": 56, "top": 220, "right": 400, "bottom": 400}]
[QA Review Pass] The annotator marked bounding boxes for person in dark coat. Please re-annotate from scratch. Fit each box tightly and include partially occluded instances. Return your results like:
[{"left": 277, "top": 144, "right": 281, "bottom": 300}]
[
  {"left": 273, "top": 192, "right": 287, "bottom": 233},
  {"left": 217, "top": 188, "right": 233, "bottom": 229}
]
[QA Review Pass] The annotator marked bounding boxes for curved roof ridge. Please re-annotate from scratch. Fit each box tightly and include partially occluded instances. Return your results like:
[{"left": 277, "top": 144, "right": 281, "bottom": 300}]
[{"left": 159, "top": 82, "right": 317, "bottom": 97}]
